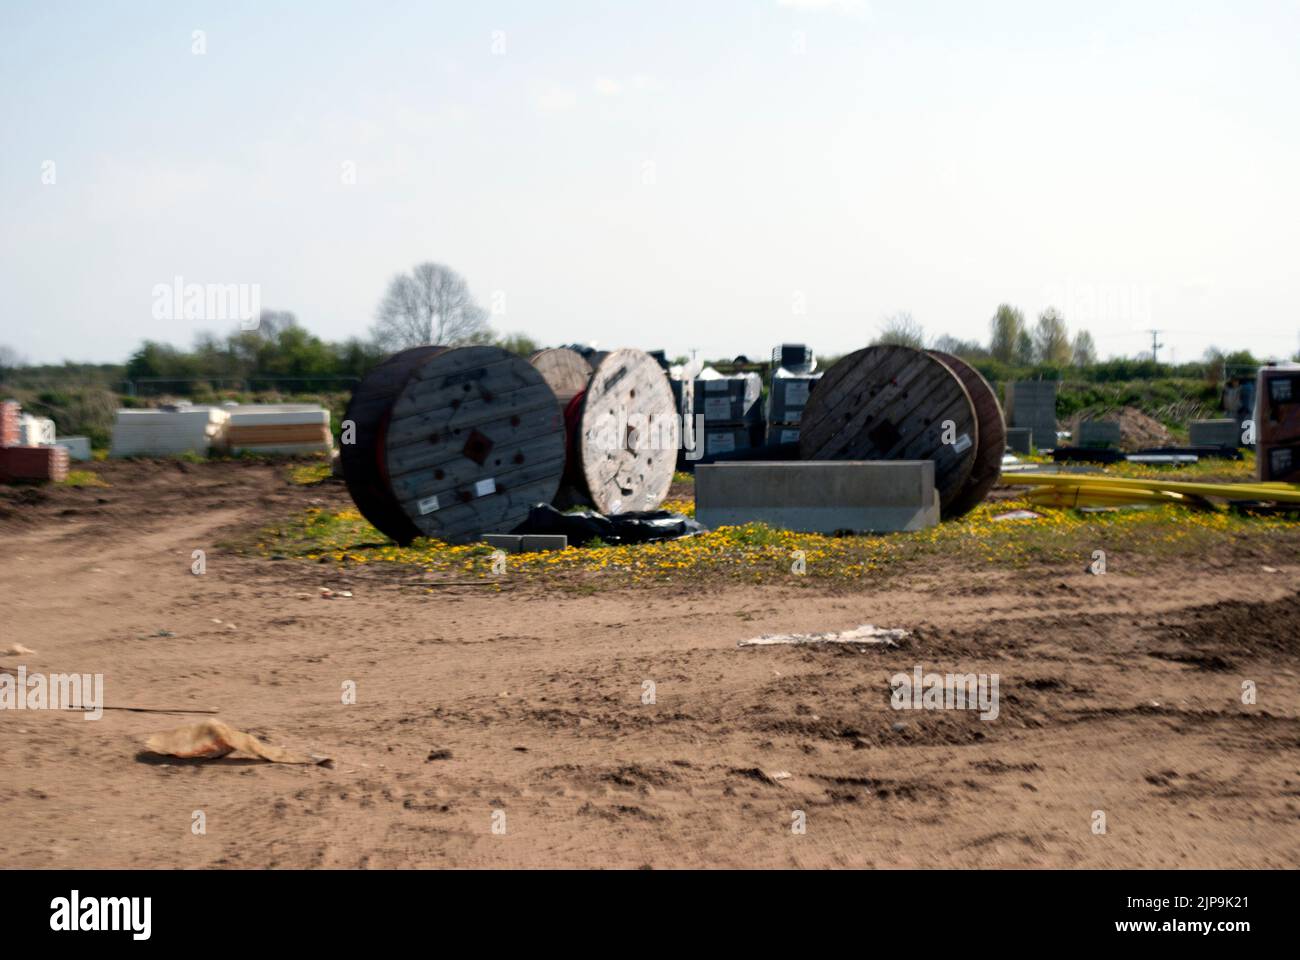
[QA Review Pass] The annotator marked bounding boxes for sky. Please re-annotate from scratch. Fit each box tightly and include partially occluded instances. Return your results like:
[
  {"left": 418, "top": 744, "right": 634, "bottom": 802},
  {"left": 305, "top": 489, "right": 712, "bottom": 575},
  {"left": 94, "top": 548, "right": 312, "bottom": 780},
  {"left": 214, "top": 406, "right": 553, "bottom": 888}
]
[{"left": 2, "top": 0, "right": 1298, "bottom": 365}]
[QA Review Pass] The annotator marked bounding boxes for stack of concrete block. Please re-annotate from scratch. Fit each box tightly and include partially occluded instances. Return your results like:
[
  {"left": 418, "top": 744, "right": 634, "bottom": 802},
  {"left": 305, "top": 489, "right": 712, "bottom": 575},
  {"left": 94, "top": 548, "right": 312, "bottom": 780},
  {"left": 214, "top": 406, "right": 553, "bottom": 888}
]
[
  {"left": 669, "top": 377, "right": 696, "bottom": 468},
  {"left": 110, "top": 407, "right": 229, "bottom": 457},
  {"left": 695, "top": 460, "right": 940, "bottom": 534},
  {"left": 55, "top": 437, "right": 93, "bottom": 460},
  {"left": 1076, "top": 419, "right": 1121, "bottom": 448},
  {"left": 1257, "top": 365, "right": 1300, "bottom": 481},
  {"left": 694, "top": 371, "right": 763, "bottom": 458},
  {"left": 1189, "top": 419, "right": 1241, "bottom": 449},
  {"left": 1004, "top": 381, "right": 1058, "bottom": 451}
]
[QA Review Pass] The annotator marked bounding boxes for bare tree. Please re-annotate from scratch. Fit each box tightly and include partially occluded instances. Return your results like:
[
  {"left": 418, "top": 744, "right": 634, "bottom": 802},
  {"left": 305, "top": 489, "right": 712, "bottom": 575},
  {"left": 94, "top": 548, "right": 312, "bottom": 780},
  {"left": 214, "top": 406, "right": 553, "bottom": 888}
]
[
  {"left": 0, "top": 344, "right": 25, "bottom": 382},
  {"left": 372, "top": 262, "right": 491, "bottom": 350},
  {"left": 1071, "top": 329, "right": 1097, "bottom": 366},
  {"left": 875, "top": 312, "right": 926, "bottom": 348}
]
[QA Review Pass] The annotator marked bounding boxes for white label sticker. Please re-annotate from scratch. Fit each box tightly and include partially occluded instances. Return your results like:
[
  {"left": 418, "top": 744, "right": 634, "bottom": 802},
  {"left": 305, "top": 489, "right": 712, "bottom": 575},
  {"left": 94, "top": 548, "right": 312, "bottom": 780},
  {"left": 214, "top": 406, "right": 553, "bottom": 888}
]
[
  {"left": 783, "top": 381, "right": 810, "bottom": 405},
  {"left": 707, "top": 432, "right": 736, "bottom": 453},
  {"left": 474, "top": 477, "right": 496, "bottom": 497},
  {"left": 704, "top": 380, "right": 728, "bottom": 392},
  {"left": 417, "top": 495, "right": 440, "bottom": 515},
  {"left": 704, "top": 397, "right": 732, "bottom": 420},
  {"left": 781, "top": 429, "right": 799, "bottom": 443},
  {"left": 953, "top": 433, "right": 972, "bottom": 454}
]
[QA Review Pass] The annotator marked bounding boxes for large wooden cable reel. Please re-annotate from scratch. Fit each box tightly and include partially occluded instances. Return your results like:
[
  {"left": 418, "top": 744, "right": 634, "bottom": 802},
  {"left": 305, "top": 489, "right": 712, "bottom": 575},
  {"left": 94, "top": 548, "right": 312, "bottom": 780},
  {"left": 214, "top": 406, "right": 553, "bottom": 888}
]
[
  {"left": 342, "top": 345, "right": 567, "bottom": 545},
  {"left": 927, "top": 350, "right": 1006, "bottom": 517},
  {"left": 798, "top": 344, "right": 979, "bottom": 518},
  {"left": 528, "top": 348, "right": 593, "bottom": 408},
  {"left": 569, "top": 348, "right": 679, "bottom": 514}
]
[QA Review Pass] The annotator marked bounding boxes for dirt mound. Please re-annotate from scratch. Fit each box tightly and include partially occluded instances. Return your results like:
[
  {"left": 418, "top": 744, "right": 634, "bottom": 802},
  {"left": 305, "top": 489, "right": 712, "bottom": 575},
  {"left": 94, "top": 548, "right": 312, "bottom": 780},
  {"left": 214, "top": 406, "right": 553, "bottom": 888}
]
[{"left": 1091, "top": 406, "right": 1172, "bottom": 450}]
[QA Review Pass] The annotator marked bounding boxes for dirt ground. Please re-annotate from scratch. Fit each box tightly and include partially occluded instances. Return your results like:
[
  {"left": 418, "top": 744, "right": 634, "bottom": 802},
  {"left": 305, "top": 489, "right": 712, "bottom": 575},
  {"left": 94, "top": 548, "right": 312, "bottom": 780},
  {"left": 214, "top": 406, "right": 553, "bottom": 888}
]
[{"left": 1, "top": 460, "right": 1298, "bottom": 868}]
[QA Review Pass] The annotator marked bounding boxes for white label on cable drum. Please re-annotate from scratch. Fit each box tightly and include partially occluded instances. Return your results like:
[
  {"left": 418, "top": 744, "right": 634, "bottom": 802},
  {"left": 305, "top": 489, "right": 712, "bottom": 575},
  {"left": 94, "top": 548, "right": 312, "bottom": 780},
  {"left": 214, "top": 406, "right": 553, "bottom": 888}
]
[
  {"left": 474, "top": 477, "right": 496, "bottom": 497},
  {"left": 417, "top": 495, "right": 440, "bottom": 515},
  {"left": 952, "top": 433, "right": 972, "bottom": 455}
]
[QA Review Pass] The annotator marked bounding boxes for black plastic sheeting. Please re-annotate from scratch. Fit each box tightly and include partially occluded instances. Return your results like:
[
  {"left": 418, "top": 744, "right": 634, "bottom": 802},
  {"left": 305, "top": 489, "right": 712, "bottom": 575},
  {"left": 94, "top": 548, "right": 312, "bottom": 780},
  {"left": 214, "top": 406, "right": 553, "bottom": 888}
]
[{"left": 512, "top": 503, "right": 706, "bottom": 546}]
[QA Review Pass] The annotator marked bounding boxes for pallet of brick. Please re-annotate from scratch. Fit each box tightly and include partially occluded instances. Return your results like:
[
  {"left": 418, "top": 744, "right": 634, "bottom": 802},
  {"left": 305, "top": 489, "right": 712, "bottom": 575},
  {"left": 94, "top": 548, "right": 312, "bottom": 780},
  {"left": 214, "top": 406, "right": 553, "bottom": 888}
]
[
  {"left": 670, "top": 376, "right": 696, "bottom": 469},
  {"left": 694, "top": 371, "right": 762, "bottom": 425},
  {"left": 765, "top": 423, "right": 801, "bottom": 446},
  {"left": 1188, "top": 419, "right": 1242, "bottom": 449},
  {"left": 1257, "top": 366, "right": 1300, "bottom": 446},
  {"left": 701, "top": 423, "right": 758, "bottom": 459},
  {"left": 109, "top": 407, "right": 229, "bottom": 457},
  {"left": 224, "top": 405, "right": 333, "bottom": 455},
  {"left": 1004, "top": 381, "right": 1058, "bottom": 450},
  {"left": 767, "top": 370, "right": 821, "bottom": 426},
  {"left": 1, "top": 400, "right": 19, "bottom": 447},
  {"left": 0, "top": 444, "right": 69, "bottom": 483}
]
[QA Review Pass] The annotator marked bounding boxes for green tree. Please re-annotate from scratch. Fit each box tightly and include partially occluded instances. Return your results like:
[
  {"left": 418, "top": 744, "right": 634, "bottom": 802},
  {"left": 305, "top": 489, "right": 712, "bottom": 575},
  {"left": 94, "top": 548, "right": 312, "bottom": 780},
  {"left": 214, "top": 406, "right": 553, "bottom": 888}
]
[
  {"left": 1032, "top": 308, "right": 1071, "bottom": 365},
  {"left": 989, "top": 304, "right": 1025, "bottom": 362}
]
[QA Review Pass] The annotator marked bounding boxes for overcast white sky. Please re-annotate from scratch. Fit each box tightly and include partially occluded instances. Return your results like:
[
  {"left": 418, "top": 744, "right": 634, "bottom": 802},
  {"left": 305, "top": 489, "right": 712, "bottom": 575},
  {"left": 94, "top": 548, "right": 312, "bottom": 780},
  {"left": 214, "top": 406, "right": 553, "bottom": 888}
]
[{"left": 2, "top": 0, "right": 1298, "bottom": 364}]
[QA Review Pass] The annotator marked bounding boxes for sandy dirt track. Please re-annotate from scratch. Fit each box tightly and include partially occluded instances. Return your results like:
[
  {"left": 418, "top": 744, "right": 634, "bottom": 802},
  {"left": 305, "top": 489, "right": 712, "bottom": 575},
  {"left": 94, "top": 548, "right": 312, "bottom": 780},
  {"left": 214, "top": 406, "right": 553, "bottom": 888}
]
[{"left": 1, "top": 460, "right": 1298, "bottom": 868}]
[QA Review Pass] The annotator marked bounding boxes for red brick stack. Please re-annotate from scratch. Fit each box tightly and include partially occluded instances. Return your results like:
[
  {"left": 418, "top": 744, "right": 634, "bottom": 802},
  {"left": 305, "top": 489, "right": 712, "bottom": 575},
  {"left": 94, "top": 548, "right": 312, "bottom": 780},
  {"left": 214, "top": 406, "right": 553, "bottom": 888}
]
[
  {"left": 0, "top": 444, "right": 69, "bottom": 482},
  {"left": 0, "top": 400, "right": 19, "bottom": 447},
  {"left": 0, "top": 399, "right": 69, "bottom": 482}
]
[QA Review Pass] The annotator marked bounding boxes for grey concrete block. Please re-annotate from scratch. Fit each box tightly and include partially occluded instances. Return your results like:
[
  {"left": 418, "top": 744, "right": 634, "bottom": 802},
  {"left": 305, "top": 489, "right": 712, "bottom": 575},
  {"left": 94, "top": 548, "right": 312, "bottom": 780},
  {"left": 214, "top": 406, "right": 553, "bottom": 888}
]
[
  {"left": 1004, "top": 381, "right": 1058, "bottom": 450},
  {"left": 1189, "top": 419, "right": 1241, "bottom": 448},
  {"left": 695, "top": 460, "right": 940, "bottom": 534},
  {"left": 520, "top": 534, "right": 568, "bottom": 552},
  {"left": 1005, "top": 427, "right": 1033, "bottom": 455},
  {"left": 483, "top": 533, "right": 569, "bottom": 553},
  {"left": 1077, "top": 420, "right": 1121, "bottom": 447}
]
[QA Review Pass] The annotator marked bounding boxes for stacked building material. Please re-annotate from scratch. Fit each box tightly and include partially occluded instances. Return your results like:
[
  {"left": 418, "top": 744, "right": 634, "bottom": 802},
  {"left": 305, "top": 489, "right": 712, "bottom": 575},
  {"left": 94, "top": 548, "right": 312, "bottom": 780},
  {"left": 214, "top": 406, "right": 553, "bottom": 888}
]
[
  {"left": 55, "top": 436, "right": 93, "bottom": 460},
  {"left": 1189, "top": 419, "right": 1242, "bottom": 449},
  {"left": 109, "top": 407, "right": 229, "bottom": 457},
  {"left": 765, "top": 369, "right": 821, "bottom": 446},
  {"left": 1257, "top": 365, "right": 1300, "bottom": 482},
  {"left": 224, "top": 405, "right": 332, "bottom": 455},
  {"left": 0, "top": 400, "right": 19, "bottom": 447},
  {"left": 1005, "top": 426, "right": 1033, "bottom": 455},
  {"left": 18, "top": 414, "right": 56, "bottom": 447},
  {"left": 0, "top": 444, "right": 69, "bottom": 482},
  {"left": 1004, "top": 381, "right": 1058, "bottom": 451},
  {"left": 1075, "top": 419, "right": 1121, "bottom": 448},
  {"left": 694, "top": 369, "right": 763, "bottom": 459}
]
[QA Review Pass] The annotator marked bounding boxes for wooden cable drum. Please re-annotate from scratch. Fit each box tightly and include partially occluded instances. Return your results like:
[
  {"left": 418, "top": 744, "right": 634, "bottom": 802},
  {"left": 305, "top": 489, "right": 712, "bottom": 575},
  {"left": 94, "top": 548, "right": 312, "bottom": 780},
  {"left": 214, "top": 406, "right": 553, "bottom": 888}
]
[
  {"left": 567, "top": 348, "right": 678, "bottom": 514},
  {"left": 797, "top": 344, "right": 978, "bottom": 518},
  {"left": 341, "top": 345, "right": 448, "bottom": 545},
  {"left": 927, "top": 350, "right": 1006, "bottom": 517},
  {"left": 342, "top": 345, "right": 567, "bottom": 545},
  {"left": 528, "top": 348, "right": 593, "bottom": 408}
]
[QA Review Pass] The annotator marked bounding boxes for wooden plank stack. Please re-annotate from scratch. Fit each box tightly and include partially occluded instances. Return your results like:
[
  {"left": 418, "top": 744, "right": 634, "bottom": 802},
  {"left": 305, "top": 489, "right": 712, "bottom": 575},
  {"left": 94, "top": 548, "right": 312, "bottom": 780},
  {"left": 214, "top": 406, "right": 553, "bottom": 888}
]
[
  {"left": 798, "top": 345, "right": 987, "bottom": 518},
  {"left": 225, "top": 405, "right": 333, "bottom": 455},
  {"left": 342, "top": 345, "right": 568, "bottom": 545}
]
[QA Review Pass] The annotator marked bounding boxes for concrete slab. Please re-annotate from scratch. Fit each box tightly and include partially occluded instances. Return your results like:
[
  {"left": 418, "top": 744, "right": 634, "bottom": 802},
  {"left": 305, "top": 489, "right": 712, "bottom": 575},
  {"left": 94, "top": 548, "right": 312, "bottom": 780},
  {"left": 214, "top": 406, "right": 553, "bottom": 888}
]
[
  {"left": 1189, "top": 419, "right": 1241, "bottom": 448},
  {"left": 1005, "top": 427, "right": 1033, "bottom": 455},
  {"left": 695, "top": 460, "right": 940, "bottom": 534},
  {"left": 1076, "top": 420, "right": 1121, "bottom": 447},
  {"left": 483, "top": 533, "right": 568, "bottom": 553}
]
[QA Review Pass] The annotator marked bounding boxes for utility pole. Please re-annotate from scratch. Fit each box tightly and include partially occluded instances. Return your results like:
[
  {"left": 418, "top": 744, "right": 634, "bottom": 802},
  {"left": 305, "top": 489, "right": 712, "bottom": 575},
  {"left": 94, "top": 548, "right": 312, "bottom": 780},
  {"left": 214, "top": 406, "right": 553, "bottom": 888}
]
[{"left": 1146, "top": 329, "right": 1163, "bottom": 364}]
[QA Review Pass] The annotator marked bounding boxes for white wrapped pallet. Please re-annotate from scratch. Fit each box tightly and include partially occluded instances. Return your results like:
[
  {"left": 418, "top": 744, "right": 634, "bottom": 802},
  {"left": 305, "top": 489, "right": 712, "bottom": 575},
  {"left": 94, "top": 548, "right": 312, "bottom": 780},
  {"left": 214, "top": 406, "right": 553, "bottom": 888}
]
[
  {"left": 225, "top": 405, "right": 332, "bottom": 455},
  {"left": 109, "top": 407, "right": 229, "bottom": 457},
  {"left": 19, "top": 414, "right": 56, "bottom": 446}
]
